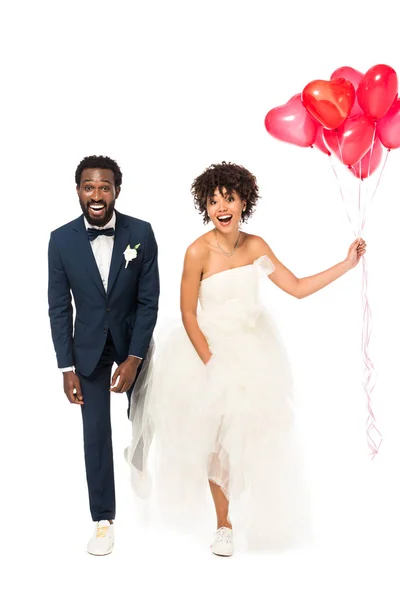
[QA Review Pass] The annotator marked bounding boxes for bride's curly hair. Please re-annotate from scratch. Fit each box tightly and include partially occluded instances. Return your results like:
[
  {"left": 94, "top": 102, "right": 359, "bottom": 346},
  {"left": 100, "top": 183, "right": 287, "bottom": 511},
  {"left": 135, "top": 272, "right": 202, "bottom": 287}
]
[{"left": 191, "top": 162, "right": 260, "bottom": 224}]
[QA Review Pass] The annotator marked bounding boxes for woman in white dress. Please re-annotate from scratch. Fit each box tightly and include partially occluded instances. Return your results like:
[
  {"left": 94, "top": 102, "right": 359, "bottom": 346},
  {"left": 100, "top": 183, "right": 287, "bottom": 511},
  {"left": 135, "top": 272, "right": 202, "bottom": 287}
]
[{"left": 125, "top": 162, "right": 366, "bottom": 556}]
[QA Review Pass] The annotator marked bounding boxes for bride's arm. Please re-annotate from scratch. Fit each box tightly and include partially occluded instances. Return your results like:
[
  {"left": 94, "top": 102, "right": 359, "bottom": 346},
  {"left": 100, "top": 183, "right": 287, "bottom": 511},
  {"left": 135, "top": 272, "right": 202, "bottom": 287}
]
[
  {"left": 255, "top": 236, "right": 366, "bottom": 299},
  {"left": 180, "top": 244, "right": 213, "bottom": 364}
]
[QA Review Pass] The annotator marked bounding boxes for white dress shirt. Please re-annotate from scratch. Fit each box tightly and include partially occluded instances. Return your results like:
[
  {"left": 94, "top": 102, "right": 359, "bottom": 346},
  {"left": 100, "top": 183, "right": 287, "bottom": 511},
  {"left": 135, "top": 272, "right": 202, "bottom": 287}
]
[
  {"left": 86, "top": 211, "right": 116, "bottom": 293},
  {"left": 61, "top": 212, "right": 141, "bottom": 372}
]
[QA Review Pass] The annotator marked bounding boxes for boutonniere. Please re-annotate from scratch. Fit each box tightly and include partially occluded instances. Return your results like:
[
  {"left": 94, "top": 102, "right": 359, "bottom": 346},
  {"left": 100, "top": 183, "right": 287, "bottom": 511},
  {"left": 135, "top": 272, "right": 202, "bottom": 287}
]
[{"left": 124, "top": 243, "right": 140, "bottom": 268}]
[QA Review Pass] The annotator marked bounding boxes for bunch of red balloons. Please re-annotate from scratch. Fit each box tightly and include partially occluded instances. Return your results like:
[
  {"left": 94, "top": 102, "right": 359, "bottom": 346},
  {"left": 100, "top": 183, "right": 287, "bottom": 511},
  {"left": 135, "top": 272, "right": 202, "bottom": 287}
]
[{"left": 265, "top": 64, "right": 400, "bottom": 179}]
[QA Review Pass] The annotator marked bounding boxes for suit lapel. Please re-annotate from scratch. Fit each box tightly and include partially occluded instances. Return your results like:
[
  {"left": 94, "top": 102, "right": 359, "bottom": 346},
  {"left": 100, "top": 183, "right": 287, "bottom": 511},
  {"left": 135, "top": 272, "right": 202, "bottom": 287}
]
[
  {"left": 107, "top": 211, "right": 130, "bottom": 297},
  {"left": 72, "top": 216, "right": 106, "bottom": 298}
]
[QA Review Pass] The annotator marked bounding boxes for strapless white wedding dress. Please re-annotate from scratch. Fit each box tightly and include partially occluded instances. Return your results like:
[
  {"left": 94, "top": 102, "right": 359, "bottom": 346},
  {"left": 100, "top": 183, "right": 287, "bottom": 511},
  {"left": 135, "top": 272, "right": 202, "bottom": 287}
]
[{"left": 125, "top": 255, "right": 310, "bottom": 550}]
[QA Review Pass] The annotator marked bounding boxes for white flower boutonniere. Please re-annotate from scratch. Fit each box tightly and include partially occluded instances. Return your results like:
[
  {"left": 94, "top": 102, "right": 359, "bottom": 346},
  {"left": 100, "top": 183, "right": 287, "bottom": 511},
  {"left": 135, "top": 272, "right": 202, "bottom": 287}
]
[{"left": 124, "top": 243, "right": 140, "bottom": 268}]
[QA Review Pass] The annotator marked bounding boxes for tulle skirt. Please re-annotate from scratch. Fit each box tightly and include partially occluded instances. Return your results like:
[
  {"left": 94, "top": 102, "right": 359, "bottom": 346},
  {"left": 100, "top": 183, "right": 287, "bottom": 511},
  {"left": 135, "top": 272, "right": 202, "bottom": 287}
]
[{"left": 125, "top": 308, "right": 311, "bottom": 551}]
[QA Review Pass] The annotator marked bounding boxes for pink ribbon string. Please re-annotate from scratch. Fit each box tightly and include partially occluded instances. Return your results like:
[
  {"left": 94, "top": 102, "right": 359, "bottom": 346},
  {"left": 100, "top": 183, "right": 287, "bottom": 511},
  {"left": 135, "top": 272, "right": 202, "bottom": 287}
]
[
  {"left": 360, "top": 252, "right": 382, "bottom": 457},
  {"left": 330, "top": 139, "right": 389, "bottom": 457},
  {"left": 360, "top": 149, "right": 390, "bottom": 233},
  {"left": 329, "top": 156, "right": 357, "bottom": 237}
]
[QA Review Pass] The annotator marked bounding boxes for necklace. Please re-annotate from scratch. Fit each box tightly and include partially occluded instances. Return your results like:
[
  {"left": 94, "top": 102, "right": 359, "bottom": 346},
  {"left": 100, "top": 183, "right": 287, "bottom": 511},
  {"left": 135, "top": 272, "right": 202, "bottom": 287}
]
[{"left": 214, "top": 229, "right": 241, "bottom": 257}]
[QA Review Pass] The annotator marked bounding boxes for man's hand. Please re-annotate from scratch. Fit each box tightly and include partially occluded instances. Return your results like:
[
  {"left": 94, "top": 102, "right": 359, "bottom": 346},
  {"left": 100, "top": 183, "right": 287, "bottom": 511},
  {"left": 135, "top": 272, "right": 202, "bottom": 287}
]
[
  {"left": 63, "top": 371, "right": 84, "bottom": 405},
  {"left": 110, "top": 356, "right": 141, "bottom": 394}
]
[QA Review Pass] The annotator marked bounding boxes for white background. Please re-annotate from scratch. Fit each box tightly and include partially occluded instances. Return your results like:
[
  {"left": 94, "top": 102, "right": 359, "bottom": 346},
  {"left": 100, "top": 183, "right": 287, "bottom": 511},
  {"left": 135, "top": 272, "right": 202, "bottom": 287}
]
[{"left": 2, "top": 1, "right": 400, "bottom": 598}]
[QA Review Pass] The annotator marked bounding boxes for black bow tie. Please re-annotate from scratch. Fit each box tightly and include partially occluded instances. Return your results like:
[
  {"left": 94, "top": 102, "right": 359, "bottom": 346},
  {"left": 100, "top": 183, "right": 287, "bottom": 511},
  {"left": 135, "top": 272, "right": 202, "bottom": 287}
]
[{"left": 87, "top": 227, "right": 115, "bottom": 242}]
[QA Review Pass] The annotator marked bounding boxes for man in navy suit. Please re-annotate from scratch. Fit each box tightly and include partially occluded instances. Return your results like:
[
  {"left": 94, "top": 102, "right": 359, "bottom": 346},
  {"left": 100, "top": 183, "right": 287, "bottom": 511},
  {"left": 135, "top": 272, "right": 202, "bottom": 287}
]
[{"left": 48, "top": 155, "right": 159, "bottom": 555}]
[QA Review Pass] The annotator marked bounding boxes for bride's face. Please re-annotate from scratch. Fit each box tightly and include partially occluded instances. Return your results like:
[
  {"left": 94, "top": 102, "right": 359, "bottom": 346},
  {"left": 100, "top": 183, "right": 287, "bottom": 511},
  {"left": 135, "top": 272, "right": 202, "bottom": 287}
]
[{"left": 207, "top": 187, "right": 246, "bottom": 232}]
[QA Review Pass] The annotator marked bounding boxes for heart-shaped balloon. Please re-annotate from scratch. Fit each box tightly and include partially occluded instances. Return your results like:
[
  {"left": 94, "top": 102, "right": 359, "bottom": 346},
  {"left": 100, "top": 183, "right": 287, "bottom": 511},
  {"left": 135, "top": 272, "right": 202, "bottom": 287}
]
[
  {"left": 331, "top": 67, "right": 364, "bottom": 117},
  {"left": 358, "top": 64, "right": 398, "bottom": 120},
  {"left": 323, "top": 115, "right": 375, "bottom": 166},
  {"left": 377, "top": 98, "right": 400, "bottom": 149},
  {"left": 265, "top": 93, "right": 317, "bottom": 147},
  {"left": 351, "top": 138, "right": 384, "bottom": 179},
  {"left": 302, "top": 78, "right": 355, "bottom": 130}
]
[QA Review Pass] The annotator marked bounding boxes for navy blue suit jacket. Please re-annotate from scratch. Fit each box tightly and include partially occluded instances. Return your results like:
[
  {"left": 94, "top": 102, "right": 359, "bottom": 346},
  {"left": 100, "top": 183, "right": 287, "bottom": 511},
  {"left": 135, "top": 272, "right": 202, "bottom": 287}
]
[{"left": 48, "top": 210, "right": 159, "bottom": 377}]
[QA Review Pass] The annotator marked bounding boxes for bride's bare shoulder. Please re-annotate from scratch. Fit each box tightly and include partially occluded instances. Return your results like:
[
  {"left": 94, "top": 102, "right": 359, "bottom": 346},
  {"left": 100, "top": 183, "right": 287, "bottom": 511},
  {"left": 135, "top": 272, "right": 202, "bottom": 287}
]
[
  {"left": 184, "top": 233, "right": 211, "bottom": 265},
  {"left": 243, "top": 233, "right": 271, "bottom": 253}
]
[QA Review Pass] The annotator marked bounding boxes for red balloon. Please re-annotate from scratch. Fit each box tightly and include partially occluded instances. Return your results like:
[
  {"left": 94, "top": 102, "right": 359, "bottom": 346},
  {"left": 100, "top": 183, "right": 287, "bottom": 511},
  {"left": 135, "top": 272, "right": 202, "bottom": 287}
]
[
  {"left": 351, "top": 138, "right": 384, "bottom": 179},
  {"left": 302, "top": 78, "right": 355, "bottom": 129},
  {"left": 377, "top": 98, "right": 400, "bottom": 149},
  {"left": 357, "top": 64, "right": 398, "bottom": 120},
  {"left": 313, "top": 125, "right": 331, "bottom": 155},
  {"left": 323, "top": 115, "right": 376, "bottom": 166},
  {"left": 331, "top": 66, "right": 364, "bottom": 116},
  {"left": 265, "top": 94, "right": 317, "bottom": 147}
]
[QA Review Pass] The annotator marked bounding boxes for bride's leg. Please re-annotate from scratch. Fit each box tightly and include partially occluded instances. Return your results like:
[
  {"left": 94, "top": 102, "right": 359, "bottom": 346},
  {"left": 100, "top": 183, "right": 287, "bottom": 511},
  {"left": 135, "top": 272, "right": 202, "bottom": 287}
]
[
  {"left": 208, "top": 479, "right": 232, "bottom": 530},
  {"left": 208, "top": 426, "right": 232, "bottom": 530}
]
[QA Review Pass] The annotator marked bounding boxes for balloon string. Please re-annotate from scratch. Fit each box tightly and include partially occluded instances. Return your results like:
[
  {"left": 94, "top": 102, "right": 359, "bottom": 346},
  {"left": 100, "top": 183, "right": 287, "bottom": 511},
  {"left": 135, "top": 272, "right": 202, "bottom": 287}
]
[
  {"left": 329, "top": 156, "right": 357, "bottom": 237},
  {"left": 359, "top": 123, "right": 377, "bottom": 234},
  {"left": 357, "top": 137, "right": 389, "bottom": 457},
  {"left": 357, "top": 177, "right": 382, "bottom": 456},
  {"left": 334, "top": 130, "right": 359, "bottom": 237},
  {"left": 360, "top": 149, "right": 390, "bottom": 233},
  {"left": 366, "top": 123, "right": 377, "bottom": 181},
  {"left": 336, "top": 129, "right": 344, "bottom": 164},
  {"left": 360, "top": 252, "right": 382, "bottom": 458},
  {"left": 331, "top": 127, "right": 387, "bottom": 457}
]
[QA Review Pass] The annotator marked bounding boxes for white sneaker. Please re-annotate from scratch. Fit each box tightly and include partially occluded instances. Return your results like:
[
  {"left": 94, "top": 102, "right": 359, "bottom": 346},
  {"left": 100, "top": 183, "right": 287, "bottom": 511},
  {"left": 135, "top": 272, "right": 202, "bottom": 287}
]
[
  {"left": 87, "top": 520, "right": 114, "bottom": 556},
  {"left": 211, "top": 527, "right": 233, "bottom": 557}
]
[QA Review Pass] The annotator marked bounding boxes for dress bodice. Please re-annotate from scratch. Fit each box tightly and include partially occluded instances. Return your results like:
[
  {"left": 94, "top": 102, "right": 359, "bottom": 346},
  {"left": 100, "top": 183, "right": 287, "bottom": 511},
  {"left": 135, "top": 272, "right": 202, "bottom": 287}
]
[{"left": 198, "top": 255, "right": 275, "bottom": 334}]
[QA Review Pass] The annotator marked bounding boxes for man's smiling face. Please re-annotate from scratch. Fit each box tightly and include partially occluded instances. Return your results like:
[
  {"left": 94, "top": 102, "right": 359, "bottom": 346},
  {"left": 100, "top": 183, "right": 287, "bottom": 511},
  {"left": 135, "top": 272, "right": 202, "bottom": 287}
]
[{"left": 77, "top": 167, "right": 120, "bottom": 227}]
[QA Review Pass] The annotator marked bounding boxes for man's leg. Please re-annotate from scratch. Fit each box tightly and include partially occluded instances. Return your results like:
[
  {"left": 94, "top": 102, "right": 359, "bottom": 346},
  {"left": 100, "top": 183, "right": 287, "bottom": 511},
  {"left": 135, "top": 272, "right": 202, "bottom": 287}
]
[{"left": 78, "top": 334, "right": 117, "bottom": 521}]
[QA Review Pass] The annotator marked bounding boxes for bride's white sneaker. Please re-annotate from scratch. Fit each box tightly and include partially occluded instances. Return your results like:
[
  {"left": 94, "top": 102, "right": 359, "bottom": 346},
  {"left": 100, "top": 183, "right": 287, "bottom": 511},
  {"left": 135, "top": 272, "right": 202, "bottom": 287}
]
[
  {"left": 87, "top": 520, "right": 114, "bottom": 556},
  {"left": 211, "top": 527, "right": 233, "bottom": 557}
]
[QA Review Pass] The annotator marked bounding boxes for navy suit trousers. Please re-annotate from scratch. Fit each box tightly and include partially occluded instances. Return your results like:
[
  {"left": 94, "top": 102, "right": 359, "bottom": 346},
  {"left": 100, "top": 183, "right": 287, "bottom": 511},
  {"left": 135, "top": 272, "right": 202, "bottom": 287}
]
[{"left": 77, "top": 332, "right": 133, "bottom": 521}]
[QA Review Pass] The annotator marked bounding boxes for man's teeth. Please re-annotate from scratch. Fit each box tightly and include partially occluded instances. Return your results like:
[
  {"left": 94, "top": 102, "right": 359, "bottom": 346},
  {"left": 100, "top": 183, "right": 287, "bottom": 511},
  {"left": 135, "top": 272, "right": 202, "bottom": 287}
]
[{"left": 90, "top": 205, "right": 105, "bottom": 211}]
